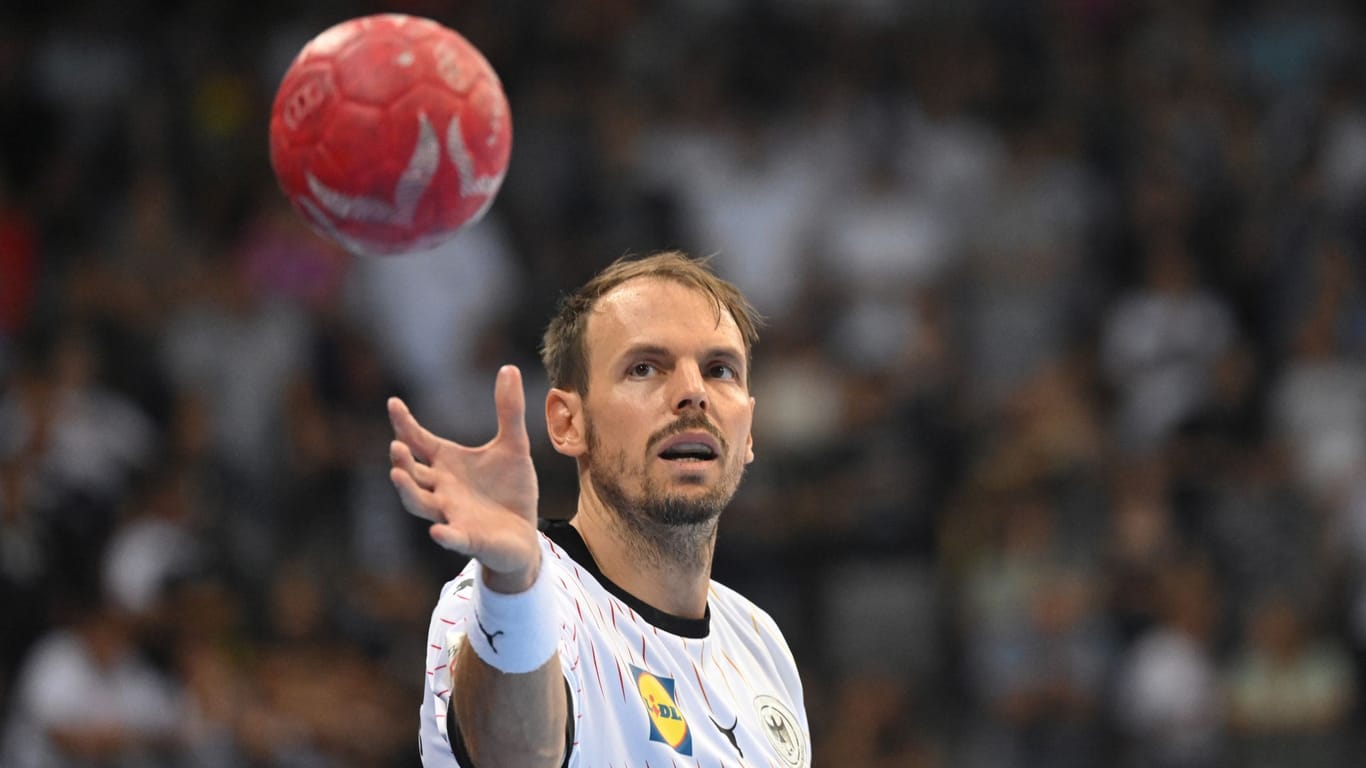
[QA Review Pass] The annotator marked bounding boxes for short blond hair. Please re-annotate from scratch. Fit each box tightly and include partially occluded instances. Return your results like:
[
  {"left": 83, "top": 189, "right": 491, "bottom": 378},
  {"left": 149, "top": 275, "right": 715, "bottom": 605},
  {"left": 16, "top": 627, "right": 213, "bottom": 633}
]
[{"left": 540, "top": 252, "right": 761, "bottom": 394}]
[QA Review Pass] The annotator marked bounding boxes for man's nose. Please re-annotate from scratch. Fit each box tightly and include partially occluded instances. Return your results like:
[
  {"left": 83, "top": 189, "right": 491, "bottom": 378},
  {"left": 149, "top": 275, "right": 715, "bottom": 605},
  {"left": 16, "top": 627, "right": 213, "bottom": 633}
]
[{"left": 672, "top": 362, "right": 708, "bottom": 413}]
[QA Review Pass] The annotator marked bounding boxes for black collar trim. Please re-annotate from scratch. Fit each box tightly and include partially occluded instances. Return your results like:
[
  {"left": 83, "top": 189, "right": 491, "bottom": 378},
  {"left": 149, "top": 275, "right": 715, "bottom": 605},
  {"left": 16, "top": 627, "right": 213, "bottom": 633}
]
[{"left": 540, "top": 519, "right": 710, "bottom": 639}]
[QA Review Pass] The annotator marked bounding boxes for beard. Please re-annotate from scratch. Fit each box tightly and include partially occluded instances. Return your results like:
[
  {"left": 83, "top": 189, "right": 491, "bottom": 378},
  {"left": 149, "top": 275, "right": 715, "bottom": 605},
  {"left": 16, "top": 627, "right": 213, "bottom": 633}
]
[{"left": 585, "top": 413, "right": 744, "bottom": 568}]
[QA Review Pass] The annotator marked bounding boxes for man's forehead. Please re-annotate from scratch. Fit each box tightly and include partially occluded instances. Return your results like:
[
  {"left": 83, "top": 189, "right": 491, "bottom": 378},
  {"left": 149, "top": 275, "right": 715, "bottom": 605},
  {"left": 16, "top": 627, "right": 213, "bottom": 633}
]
[{"left": 587, "top": 277, "right": 742, "bottom": 349}]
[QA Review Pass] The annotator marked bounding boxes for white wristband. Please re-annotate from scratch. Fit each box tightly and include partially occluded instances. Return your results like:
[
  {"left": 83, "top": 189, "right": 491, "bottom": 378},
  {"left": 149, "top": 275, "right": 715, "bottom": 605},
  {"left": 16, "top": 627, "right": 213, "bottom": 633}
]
[{"left": 467, "top": 561, "right": 559, "bottom": 674}]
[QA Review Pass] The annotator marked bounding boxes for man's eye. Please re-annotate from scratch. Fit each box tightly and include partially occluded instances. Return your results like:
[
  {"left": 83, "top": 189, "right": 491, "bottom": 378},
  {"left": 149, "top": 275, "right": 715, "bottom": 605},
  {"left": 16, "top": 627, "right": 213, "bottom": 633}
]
[
  {"left": 710, "top": 364, "right": 736, "bottom": 380},
  {"left": 629, "top": 363, "right": 656, "bottom": 377}
]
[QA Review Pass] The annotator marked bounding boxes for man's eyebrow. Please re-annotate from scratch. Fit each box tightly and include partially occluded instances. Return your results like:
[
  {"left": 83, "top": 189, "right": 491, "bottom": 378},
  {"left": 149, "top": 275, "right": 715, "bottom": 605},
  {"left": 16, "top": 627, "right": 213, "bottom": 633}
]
[
  {"left": 620, "top": 343, "right": 672, "bottom": 360},
  {"left": 618, "top": 344, "right": 744, "bottom": 366},
  {"left": 703, "top": 347, "right": 747, "bottom": 374},
  {"left": 704, "top": 346, "right": 745, "bottom": 363}
]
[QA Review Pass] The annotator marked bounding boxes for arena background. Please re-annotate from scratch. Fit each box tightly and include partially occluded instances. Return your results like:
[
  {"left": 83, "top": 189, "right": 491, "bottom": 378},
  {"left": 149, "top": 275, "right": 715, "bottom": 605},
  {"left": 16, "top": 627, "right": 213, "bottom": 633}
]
[{"left": 3, "top": 1, "right": 1366, "bottom": 766}]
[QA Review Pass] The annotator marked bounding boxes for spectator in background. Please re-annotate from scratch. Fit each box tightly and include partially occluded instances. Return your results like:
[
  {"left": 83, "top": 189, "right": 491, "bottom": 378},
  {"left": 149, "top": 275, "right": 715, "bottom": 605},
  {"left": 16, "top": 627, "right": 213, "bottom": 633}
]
[
  {"left": 0, "top": 599, "right": 183, "bottom": 768},
  {"left": 1269, "top": 248, "right": 1366, "bottom": 505},
  {"left": 962, "top": 109, "right": 1099, "bottom": 413},
  {"left": 1, "top": 324, "right": 157, "bottom": 512},
  {"left": 1114, "top": 557, "right": 1225, "bottom": 768},
  {"left": 0, "top": 322, "right": 158, "bottom": 602},
  {"left": 1316, "top": 74, "right": 1366, "bottom": 218},
  {"left": 1104, "top": 455, "right": 1184, "bottom": 647},
  {"left": 0, "top": 174, "right": 39, "bottom": 367},
  {"left": 101, "top": 469, "right": 203, "bottom": 620},
  {"left": 1224, "top": 592, "right": 1355, "bottom": 768},
  {"left": 159, "top": 252, "right": 310, "bottom": 488},
  {"left": 639, "top": 105, "right": 828, "bottom": 325},
  {"left": 242, "top": 558, "right": 412, "bottom": 767},
  {"left": 1332, "top": 471, "right": 1366, "bottom": 736},
  {"left": 1102, "top": 232, "right": 1236, "bottom": 453},
  {"left": 0, "top": 347, "right": 55, "bottom": 702},
  {"left": 162, "top": 574, "right": 254, "bottom": 768},
  {"left": 1192, "top": 440, "right": 1327, "bottom": 633},
  {"left": 342, "top": 215, "right": 521, "bottom": 443},
  {"left": 959, "top": 492, "right": 1111, "bottom": 768},
  {"left": 238, "top": 188, "right": 350, "bottom": 316},
  {"left": 158, "top": 252, "right": 311, "bottom": 580},
  {"left": 818, "top": 675, "right": 943, "bottom": 768}
]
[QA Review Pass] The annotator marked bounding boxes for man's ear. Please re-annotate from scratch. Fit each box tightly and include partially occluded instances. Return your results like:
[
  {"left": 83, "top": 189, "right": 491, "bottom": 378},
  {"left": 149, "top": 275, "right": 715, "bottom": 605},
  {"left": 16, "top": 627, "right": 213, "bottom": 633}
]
[
  {"left": 546, "top": 388, "right": 586, "bottom": 457},
  {"left": 744, "top": 395, "right": 756, "bottom": 464}
]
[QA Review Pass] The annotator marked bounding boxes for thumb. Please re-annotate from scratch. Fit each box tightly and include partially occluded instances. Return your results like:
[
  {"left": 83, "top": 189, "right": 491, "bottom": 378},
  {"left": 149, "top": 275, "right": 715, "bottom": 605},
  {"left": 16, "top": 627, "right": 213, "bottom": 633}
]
[{"left": 493, "top": 365, "right": 530, "bottom": 449}]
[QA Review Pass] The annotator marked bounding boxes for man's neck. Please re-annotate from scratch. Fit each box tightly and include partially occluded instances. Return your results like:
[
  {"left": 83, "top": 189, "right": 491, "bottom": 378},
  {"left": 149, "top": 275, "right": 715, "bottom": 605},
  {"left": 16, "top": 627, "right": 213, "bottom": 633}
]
[{"left": 570, "top": 492, "right": 716, "bottom": 619}]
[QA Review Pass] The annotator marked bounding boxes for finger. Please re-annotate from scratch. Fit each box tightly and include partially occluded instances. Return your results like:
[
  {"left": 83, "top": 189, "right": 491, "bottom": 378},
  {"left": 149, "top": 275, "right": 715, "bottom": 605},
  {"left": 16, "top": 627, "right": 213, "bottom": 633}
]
[
  {"left": 387, "top": 397, "right": 441, "bottom": 462},
  {"left": 429, "top": 523, "right": 472, "bottom": 554},
  {"left": 389, "top": 466, "right": 444, "bottom": 524},
  {"left": 390, "top": 440, "right": 438, "bottom": 489},
  {"left": 493, "top": 365, "right": 530, "bottom": 450}
]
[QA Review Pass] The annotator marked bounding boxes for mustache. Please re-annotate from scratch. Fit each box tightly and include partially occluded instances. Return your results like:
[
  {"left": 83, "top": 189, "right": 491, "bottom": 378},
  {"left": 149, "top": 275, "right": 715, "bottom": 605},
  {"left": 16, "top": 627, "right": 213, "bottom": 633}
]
[{"left": 647, "top": 413, "right": 728, "bottom": 455}]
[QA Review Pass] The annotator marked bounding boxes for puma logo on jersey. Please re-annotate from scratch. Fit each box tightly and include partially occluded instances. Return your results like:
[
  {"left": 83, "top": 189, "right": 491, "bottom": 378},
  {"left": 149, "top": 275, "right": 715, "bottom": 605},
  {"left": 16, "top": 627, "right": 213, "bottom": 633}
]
[{"left": 710, "top": 715, "right": 743, "bottom": 758}]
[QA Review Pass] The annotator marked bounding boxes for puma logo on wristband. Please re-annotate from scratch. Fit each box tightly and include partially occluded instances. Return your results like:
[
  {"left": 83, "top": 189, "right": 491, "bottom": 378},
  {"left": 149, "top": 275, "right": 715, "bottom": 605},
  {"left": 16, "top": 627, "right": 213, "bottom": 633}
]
[
  {"left": 475, "top": 613, "right": 505, "bottom": 653},
  {"left": 466, "top": 561, "right": 558, "bottom": 673}
]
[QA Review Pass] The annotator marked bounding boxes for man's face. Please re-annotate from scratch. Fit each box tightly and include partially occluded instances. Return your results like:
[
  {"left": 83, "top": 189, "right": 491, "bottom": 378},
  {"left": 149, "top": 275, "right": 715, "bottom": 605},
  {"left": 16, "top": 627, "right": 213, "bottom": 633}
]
[{"left": 580, "top": 278, "right": 755, "bottom": 527}]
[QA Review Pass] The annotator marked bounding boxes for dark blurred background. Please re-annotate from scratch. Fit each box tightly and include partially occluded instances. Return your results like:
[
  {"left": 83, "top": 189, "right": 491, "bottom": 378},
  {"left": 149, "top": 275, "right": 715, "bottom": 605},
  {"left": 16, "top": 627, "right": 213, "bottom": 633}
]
[{"left": 4, "top": 0, "right": 1366, "bottom": 766}]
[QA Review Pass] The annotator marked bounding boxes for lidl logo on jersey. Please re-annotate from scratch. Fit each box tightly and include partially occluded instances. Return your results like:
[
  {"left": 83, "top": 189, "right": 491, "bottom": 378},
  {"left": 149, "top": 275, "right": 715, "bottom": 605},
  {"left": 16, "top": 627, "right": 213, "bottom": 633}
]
[{"left": 631, "top": 665, "right": 692, "bottom": 756}]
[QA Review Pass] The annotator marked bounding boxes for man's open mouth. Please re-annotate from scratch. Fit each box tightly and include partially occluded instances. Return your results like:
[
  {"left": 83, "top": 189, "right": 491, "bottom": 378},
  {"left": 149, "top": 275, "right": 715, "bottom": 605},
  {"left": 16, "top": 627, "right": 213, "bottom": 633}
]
[{"left": 656, "top": 434, "right": 720, "bottom": 462}]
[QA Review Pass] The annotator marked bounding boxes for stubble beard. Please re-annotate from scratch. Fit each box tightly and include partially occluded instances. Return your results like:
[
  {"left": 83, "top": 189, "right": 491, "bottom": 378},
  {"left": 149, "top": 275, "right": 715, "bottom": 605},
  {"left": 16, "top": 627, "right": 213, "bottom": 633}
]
[{"left": 586, "top": 421, "right": 743, "bottom": 572}]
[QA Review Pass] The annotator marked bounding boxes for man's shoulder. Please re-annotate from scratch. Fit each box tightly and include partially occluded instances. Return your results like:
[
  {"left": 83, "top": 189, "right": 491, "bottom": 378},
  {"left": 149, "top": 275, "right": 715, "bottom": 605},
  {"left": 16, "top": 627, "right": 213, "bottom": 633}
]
[
  {"left": 436, "top": 564, "right": 480, "bottom": 600},
  {"left": 706, "top": 579, "right": 798, "bottom": 656},
  {"left": 706, "top": 577, "right": 771, "bottom": 619},
  {"left": 703, "top": 577, "right": 750, "bottom": 609},
  {"left": 535, "top": 518, "right": 602, "bottom": 584},
  {"left": 430, "top": 523, "right": 588, "bottom": 611}
]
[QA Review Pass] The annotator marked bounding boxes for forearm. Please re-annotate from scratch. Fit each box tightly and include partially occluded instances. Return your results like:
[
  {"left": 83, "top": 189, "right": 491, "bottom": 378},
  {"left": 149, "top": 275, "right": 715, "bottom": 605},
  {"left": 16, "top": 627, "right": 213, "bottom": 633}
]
[{"left": 452, "top": 638, "right": 565, "bottom": 768}]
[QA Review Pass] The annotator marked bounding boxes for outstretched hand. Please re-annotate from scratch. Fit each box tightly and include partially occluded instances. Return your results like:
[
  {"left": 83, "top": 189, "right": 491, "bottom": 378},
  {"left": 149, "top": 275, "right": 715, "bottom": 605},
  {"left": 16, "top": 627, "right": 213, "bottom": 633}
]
[{"left": 388, "top": 365, "right": 541, "bottom": 590}]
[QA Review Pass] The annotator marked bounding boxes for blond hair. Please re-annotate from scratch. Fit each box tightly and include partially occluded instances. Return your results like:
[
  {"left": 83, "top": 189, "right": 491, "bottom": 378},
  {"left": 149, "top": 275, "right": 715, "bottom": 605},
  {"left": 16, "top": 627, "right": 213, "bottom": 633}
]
[{"left": 540, "top": 251, "right": 761, "bottom": 393}]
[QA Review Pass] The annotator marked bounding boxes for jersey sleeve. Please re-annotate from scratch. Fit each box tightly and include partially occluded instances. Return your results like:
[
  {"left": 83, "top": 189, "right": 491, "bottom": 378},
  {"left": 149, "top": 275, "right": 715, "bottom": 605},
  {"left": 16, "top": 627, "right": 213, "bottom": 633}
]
[
  {"left": 419, "top": 536, "right": 580, "bottom": 768},
  {"left": 421, "top": 563, "right": 478, "bottom": 762},
  {"left": 750, "top": 601, "right": 812, "bottom": 758}
]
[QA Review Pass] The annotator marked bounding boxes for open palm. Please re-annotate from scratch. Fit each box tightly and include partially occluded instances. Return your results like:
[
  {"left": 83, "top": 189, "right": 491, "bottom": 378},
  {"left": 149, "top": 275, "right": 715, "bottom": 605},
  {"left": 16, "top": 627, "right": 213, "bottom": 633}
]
[{"left": 388, "top": 365, "right": 541, "bottom": 581}]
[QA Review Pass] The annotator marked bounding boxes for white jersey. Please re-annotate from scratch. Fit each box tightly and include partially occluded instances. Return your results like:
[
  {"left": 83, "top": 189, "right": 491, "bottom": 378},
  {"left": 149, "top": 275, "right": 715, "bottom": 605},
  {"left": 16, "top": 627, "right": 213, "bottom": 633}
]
[{"left": 419, "top": 520, "right": 810, "bottom": 768}]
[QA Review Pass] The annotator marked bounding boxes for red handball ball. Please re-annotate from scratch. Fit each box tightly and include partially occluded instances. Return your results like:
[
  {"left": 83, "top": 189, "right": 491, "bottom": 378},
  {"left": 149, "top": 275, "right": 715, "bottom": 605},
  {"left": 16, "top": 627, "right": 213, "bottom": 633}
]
[{"left": 268, "top": 14, "right": 511, "bottom": 256}]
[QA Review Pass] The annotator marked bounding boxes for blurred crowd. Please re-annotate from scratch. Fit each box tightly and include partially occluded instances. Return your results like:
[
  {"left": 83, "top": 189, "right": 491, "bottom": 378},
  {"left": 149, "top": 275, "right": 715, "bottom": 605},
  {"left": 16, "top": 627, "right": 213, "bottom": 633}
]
[{"left": 4, "top": 0, "right": 1366, "bottom": 766}]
